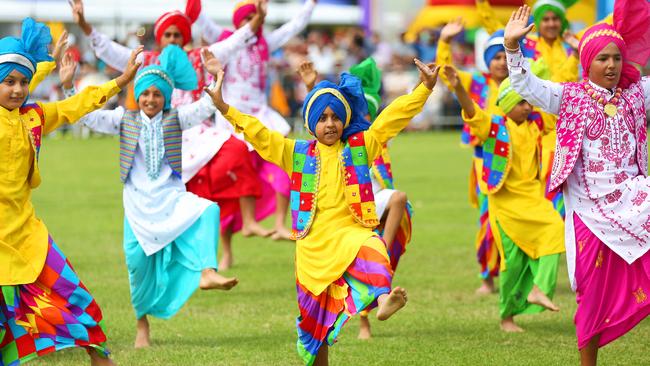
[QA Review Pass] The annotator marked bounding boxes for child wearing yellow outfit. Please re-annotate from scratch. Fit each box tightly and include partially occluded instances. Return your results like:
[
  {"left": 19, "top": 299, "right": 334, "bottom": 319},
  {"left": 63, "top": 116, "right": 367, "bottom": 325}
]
[
  {"left": 205, "top": 59, "right": 439, "bottom": 365},
  {"left": 444, "top": 62, "right": 565, "bottom": 333},
  {"left": 0, "top": 18, "right": 141, "bottom": 366}
]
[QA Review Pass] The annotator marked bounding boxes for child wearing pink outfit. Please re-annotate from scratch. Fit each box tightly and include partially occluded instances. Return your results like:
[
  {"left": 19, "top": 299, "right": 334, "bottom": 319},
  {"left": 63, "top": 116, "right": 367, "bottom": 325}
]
[{"left": 505, "top": 2, "right": 650, "bottom": 365}]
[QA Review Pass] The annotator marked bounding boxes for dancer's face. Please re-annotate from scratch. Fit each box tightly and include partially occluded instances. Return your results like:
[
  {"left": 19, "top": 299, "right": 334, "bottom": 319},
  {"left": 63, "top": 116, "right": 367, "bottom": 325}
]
[
  {"left": 160, "top": 25, "right": 184, "bottom": 48},
  {"left": 589, "top": 42, "right": 622, "bottom": 90},
  {"left": 315, "top": 107, "right": 343, "bottom": 146},
  {"left": 488, "top": 52, "right": 508, "bottom": 82},
  {"left": 138, "top": 86, "right": 165, "bottom": 118},
  {"left": 539, "top": 10, "right": 562, "bottom": 41},
  {"left": 506, "top": 100, "right": 532, "bottom": 124},
  {"left": 0, "top": 70, "right": 29, "bottom": 111}
]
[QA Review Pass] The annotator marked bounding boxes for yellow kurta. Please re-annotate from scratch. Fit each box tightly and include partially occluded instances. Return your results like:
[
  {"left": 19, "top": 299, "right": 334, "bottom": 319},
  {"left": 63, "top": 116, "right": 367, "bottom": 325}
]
[
  {"left": 0, "top": 80, "right": 121, "bottom": 285},
  {"left": 462, "top": 105, "right": 564, "bottom": 268},
  {"left": 223, "top": 84, "right": 432, "bottom": 295},
  {"left": 476, "top": 0, "right": 579, "bottom": 84}
]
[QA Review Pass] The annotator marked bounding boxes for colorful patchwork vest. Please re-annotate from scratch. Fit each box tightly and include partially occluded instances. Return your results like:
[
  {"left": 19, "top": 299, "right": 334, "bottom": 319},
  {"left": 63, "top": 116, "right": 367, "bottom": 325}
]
[
  {"left": 482, "top": 113, "right": 544, "bottom": 194},
  {"left": 19, "top": 103, "right": 45, "bottom": 188},
  {"left": 119, "top": 110, "right": 182, "bottom": 183},
  {"left": 371, "top": 146, "right": 394, "bottom": 190},
  {"left": 549, "top": 81, "right": 647, "bottom": 192},
  {"left": 290, "top": 132, "right": 379, "bottom": 240},
  {"left": 461, "top": 73, "right": 491, "bottom": 150}
]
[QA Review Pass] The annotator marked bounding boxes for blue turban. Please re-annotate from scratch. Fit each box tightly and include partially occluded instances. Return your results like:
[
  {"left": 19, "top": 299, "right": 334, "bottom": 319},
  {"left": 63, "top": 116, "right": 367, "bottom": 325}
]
[
  {"left": 134, "top": 44, "right": 198, "bottom": 111},
  {"left": 483, "top": 25, "right": 532, "bottom": 68},
  {"left": 302, "top": 73, "right": 371, "bottom": 142},
  {"left": 0, "top": 18, "right": 52, "bottom": 82}
]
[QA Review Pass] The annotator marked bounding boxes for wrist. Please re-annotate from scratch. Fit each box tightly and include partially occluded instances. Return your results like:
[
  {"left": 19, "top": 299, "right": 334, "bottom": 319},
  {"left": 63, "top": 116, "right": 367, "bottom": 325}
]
[
  {"left": 62, "top": 81, "right": 73, "bottom": 89},
  {"left": 503, "top": 40, "right": 520, "bottom": 52}
]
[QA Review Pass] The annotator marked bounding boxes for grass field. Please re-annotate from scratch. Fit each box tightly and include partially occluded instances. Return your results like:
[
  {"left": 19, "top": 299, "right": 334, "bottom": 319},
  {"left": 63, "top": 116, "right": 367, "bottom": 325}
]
[{"left": 29, "top": 131, "right": 650, "bottom": 365}]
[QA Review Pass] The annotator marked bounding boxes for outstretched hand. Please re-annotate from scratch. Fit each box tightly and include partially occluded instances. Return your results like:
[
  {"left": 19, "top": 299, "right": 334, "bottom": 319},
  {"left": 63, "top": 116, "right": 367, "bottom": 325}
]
[
  {"left": 440, "top": 17, "right": 464, "bottom": 43},
  {"left": 562, "top": 30, "right": 579, "bottom": 51},
  {"left": 250, "top": 0, "right": 267, "bottom": 33},
  {"left": 202, "top": 48, "right": 223, "bottom": 77},
  {"left": 442, "top": 65, "right": 460, "bottom": 90},
  {"left": 504, "top": 5, "right": 534, "bottom": 50},
  {"left": 52, "top": 30, "right": 69, "bottom": 64},
  {"left": 58, "top": 52, "right": 78, "bottom": 89},
  {"left": 203, "top": 63, "right": 228, "bottom": 114},
  {"left": 297, "top": 60, "right": 318, "bottom": 91},
  {"left": 115, "top": 46, "right": 143, "bottom": 89},
  {"left": 415, "top": 59, "right": 440, "bottom": 90},
  {"left": 70, "top": 0, "right": 92, "bottom": 35}
]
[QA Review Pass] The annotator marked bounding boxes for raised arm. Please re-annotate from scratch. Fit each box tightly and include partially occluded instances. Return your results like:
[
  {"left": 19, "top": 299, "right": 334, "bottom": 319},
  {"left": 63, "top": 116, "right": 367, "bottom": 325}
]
[
  {"left": 72, "top": 0, "right": 138, "bottom": 72},
  {"left": 196, "top": 12, "right": 224, "bottom": 44},
  {"left": 436, "top": 18, "right": 474, "bottom": 91},
  {"left": 365, "top": 60, "right": 437, "bottom": 160},
  {"left": 80, "top": 107, "right": 124, "bottom": 135},
  {"left": 266, "top": 0, "right": 317, "bottom": 52},
  {"left": 39, "top": 47, "right": 142, "bottom": 134},
  {"left": 476, "top": 0, "right": 504, "bottom": 35},
  {"left": 204, "top": 63, "right": 294, "bottom": 172},
  {"left": 504, "top": 6, "right": 563, "bottom": 115},
  {"left": 206, "top": 24, "right": 255, "bottom": 65}
]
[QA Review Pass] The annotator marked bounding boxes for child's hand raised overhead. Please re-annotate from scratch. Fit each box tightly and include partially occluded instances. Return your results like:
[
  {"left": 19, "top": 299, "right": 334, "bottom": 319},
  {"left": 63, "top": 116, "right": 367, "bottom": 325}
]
[
  {"left": 70, "top": 0, "right": 92, "bottom": 35},
  {"left": 504, "top": 5, "right": 534, "bottom": 50},
  {"left": 58, "top": 52, "right": 78, "bottom": 90},
  {"left": 297, "top": 60, "right": 318, "bottom": 92},
  {"left": 440, "top": 17, "right": 464, "bottom": 43},
  {"left": 52, "top": 30, "right": 69, "bottom": 64},
  {"left": 202, "top": 48, "right": 223, "bottom": 77},
  {"left": 442, "top": 65, "right": 461, "bottom": 90},
  {"left": 116, "top": 46, "right": 143, "bottom": 88},
  {"left": 203, "top": 62, "right": 228, "bottom": 115},
  {"left": 414, "top": 59, "right": 440, "bottom": 90}
]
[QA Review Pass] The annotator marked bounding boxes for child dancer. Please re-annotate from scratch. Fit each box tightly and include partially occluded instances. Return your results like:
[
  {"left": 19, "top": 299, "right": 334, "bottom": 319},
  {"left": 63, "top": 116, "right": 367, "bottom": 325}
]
[
  {"left": 505, "top": 3, "right": 650, "bottom": 363},
  {"left": 72, "top": 0, "right": 273, "bottom": 271},
  {"left": 436, "top": 19, "right": 509, "bottom": 294},
  {"left": 191, "top": 0, "right": 317, "bottom": 246},
  {"left": 208, "top": 58, "right": 438, "bottom": 365},
  {"left": 445, "top": 60, "right": 565, "bottom": 332},
  {"left": 297, "top": 58, "right": 413, "bottom": 340},
  {"left": 76, "top": 46, "right": 238, "bottom": 349},
  {"left": 0, "top": 18, "right": 139, "bottom": 366}
]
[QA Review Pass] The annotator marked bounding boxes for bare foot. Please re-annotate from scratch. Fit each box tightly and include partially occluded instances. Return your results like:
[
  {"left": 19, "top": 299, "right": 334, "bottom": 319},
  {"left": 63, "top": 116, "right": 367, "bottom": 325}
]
[
  {"left": 200, "top": 269, "right": 238, "bottom": 290},
  {"left": 89, "top": 350, "right": 115, "bottom": 366},
  {"left": 527, "top": 285, "right": 559, "bottom": 312},
  {"left": 218, "top": 253, "right": 233, "bottom": 271},
  {"left": 500, "top": 317, "right": 524, "bottom": 333},
  {"left": 358, "top": 315, "right": 372, "bottom": 340},
  {"left": 376, "top": 287, "right": 408, "bottom": 321},
  {"left": 475, "top": 277, "right": 495, "bottom": 295},
  {"left": 134, "top": 317, "right": 150, "bottom": 349},
  {"left": 271, "top": 226, "right": 292, "bottom": 241},
  {"left": 241, "top": 223, "right": 274, "bottom": 238}
]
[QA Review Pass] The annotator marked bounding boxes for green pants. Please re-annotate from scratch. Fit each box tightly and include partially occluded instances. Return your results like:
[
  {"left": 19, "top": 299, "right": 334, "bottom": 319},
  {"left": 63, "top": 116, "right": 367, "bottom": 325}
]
[{"left": 498, "top": 223, "right": 559, "bottom": 319}]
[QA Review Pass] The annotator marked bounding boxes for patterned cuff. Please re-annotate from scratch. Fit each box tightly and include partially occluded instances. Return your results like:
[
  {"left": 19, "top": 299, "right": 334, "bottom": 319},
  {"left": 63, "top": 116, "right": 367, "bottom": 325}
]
[
  {"left": 62, "top": 86, "right": 76, "bottom": 99},
  {"left": 506, "top": 49, "right": 526, "bottom": 74}
]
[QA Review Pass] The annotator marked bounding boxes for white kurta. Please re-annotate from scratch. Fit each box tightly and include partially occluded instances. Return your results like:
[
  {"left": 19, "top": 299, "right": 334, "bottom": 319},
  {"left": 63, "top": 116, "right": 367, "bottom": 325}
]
[
  {"left": 507, "top": 49, "right": 650, "bottom": 288},
  {"left": 80, "top": 95, "right": 217, "bottom": 255},
  {"left": 87, "top": 25, "right": 256, "bottom": 183},
  {"left": 189, "top": 0, "right": 316, "bottom": 167}
]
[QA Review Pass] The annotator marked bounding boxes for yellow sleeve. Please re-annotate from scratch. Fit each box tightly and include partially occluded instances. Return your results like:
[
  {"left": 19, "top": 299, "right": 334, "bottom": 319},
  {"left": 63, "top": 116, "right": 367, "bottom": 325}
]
[
  {"left": 540, "top": 110, "right": 557, "bottom": 135},
  {"left": 476, "top": 0, "right": 503, "bottom": 34},
  {"left": 364, "top": 83, "right": 431, "bottom": 160},
  {"left": 223, "top": 106, "right": 295, "bottom": 174},
  {"left": 461, "top": 102, "right": 492, "bottom": 142},
  {"left": 436, "top": 40, "right": 473, "bottom": 92},
  {"left": 39, "top": 79, "right": 121, "bottom": 135},
  {"left": 28, "top": 61, "right": 56, "bottom": 94},
  {"left": 554, "top": 53, "right": 579, "bottom": 82}
]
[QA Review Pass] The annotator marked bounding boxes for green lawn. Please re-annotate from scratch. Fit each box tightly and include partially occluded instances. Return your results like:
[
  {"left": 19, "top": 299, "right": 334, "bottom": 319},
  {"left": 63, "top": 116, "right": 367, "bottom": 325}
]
[{"left": 29, "top": 132, "right": 649, "bottom": 365}]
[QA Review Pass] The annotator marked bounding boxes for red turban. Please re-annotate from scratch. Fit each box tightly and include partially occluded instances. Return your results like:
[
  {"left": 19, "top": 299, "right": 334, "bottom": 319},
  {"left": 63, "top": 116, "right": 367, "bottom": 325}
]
[{"left": 154, "top": 11, "right": 193, "bottom": 46}]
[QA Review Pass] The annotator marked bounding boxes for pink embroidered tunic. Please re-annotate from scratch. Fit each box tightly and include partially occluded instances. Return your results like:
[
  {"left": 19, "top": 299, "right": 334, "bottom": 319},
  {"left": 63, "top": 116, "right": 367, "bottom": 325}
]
[{"left": 507, "top": 49, "right": 650, "bottom": 288}]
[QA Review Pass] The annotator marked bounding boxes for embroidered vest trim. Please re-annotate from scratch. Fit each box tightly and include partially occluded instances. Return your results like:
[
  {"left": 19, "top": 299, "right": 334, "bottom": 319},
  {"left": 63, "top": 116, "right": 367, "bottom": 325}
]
[
  {"left": 119, "top": 110, "right": 182, "bottom": 182},
  {"left": 290, "top": 132, "right": 379, "bottom": 240},
  {"left": 549, "top": 81, "right": 647, "bottom": 192}
]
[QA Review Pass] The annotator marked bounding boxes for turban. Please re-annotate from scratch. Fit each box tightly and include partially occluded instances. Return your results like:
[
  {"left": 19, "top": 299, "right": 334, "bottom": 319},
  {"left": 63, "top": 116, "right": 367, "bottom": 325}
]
[
  {"left": 134, "top": 44, "right": 198, "bottom": 110},
  {"left": 0, "top": 17, "right": 52, "bottom": 82},
  {"left": 532, "top": 0, "right": 577, "bottom": 35},
  {"left": 154, "top": 11, "right": 193, "bottom": 46},
  {"left": 302, "top": 73, "right": 371, "bottom": 142},
  {"left": 497, "top": 59, "right": 550, "bottom": 114},
  {"left": 349, "top": 57, "right": 382, "bottom": 121}
]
